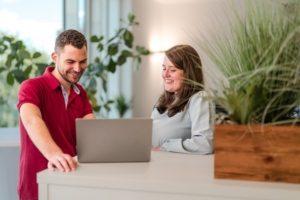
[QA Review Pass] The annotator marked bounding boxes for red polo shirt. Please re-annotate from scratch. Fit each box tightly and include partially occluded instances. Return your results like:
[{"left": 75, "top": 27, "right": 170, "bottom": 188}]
[{"left": 17, "top": 66, "right": 93, "bottom": 200}]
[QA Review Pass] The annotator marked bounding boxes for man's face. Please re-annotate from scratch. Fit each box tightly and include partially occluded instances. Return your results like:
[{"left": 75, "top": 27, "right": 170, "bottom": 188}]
[{"left": 52, "top": 44, "right": 88, "bottom": 84}]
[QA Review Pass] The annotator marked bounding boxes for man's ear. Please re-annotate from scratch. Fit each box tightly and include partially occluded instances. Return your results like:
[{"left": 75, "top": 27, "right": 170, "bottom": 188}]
[{"left": 51, "top": 52, "right": 57, "bottom": 63}]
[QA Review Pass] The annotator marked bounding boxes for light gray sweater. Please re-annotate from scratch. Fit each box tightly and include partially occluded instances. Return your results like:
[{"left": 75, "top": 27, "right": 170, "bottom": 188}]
[{"left": 151, "top": 91, "right": 214, "bottom": 154}]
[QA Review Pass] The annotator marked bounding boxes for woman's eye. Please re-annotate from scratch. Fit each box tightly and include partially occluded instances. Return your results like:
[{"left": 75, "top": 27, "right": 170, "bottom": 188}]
[{"left": 170, "top": 70, "right": 176, "bottom": 73}]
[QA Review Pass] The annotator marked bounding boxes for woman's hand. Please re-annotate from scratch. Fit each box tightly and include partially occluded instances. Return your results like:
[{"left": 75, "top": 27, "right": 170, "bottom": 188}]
[{"left": 152, "top": 146, "right": 161, "bottom": 151}]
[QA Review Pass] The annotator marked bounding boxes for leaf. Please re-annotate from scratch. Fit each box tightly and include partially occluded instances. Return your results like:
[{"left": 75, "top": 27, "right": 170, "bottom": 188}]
[
  {"left": 0, "top": 44, "right": 8, "bottom": 54},
  {"left": 137, "top": 57, "right": 142, "bottom": 64},
  {"left": 90, "top": 35, "right": 98, "bottom": 42},
  {"left": 104, "top": 104, "right": 111, "bottom": 112},
  {"left": 106, "top": 59, "right": 116, "bottom": 73},
  {"left": 117, "top": 55, "right": 127, "bottom": 65},
  {"left": 18, "top": 49, "right": 31, "bottom": 60},
  {"left": 88, "top": 94, "right": 100, "bottom": 112},
  {"left": 32, "top": 52, "right": 42, "bottom": 59},
  {"left": 115, "top": 95, "right": 130, "bottom": 118},
  {"left": 89, "top": 78, "right": 97, "bottom": 89},
  {"left": 108, "top": 43, "right": 118, "bottom": 56},
  {"left": 0, "top": 67, "right": 5, "bottom": 74},
  {"left": 15, "top": 41, "right": 24, "bottom": 49},
  {"left": 7, "top": 71, "right": 14, "bottom": 85},
  {"left": 94, "top": 57, "right": 100, "bottom": 63},
  {"left": 24, "top": 65, "right": 32, "bottom": 76},
  {"left": 121, "top": 50, "right": 132, "bottom": 57},
  {"left": 12, "top": 69, "right": 26, "bottom": 83},
  {"left": 91, "top": 35, "right": 104, "bottom": 43},
  {"left": 95, "top": 63, "right": 105, "bottom": 75},
  {"left": 3, "top": 36, "right": 12, "bottom": 42},
  {"left": 123, "top": 30, "right": 133, "bottom": 48},
  {"left": 101, "top": 76, "right": 108, "bottom": 92},
  {"left": 35, "top": 63, "right": 47, "bottom": 75},
  {"left": 93, "top": 105, "right": 100, "bottom": 112},
  {"left": 136, "top": 46, "right": 150, "bottom": 55},
  {"left": 5, "top": 54, "right": 14, "bottom": 68},
  {"left": 107, "top": 100, "right": 114, "bottom": 104},
  {"left": 97, "top": 43, "right": 104, "bottom": 51},
  {"left": 128, "top": 13, "right": 135, "bottom": 23}
]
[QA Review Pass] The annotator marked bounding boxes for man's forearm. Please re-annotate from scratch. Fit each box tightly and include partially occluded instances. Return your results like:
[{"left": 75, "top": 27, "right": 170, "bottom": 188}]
[
  {"left": 20, "top": 103, "right": 62, "bottom": 160},
  {"left": 23, "top": 116, "right": 63, "bottom": 159}
]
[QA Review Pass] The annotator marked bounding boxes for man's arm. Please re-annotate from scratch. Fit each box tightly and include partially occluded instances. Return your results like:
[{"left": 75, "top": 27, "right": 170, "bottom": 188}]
[
  {"left": 20, "top": 103, "right": 76, "bottom": 172},
  {"left": 83, "top": 113, "right": 95, "bottom": 119}
]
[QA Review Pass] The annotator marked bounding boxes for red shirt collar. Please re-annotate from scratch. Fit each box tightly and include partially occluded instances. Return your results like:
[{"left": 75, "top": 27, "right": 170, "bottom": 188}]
[
  {"left": 43, "top": 66, "right": 81, "bottom": 94},
  {"left": 43, "top": 66, "right": 60, "bottom": 90}
]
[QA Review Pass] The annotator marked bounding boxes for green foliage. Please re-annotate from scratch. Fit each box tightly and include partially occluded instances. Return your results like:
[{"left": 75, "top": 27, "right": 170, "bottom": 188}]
[
  {"left": 0, "top": 34, "right": 48, "bottom": 127},
  {"left": 0, "top": 34, "right": 48, "bottom": 85},
  {"left": 82, "top": 13, "right": 150, "bottom": 116},
  {"left": 115, "top": 94, "right": 130, "bottom": 118},
  {"left": 201, "top": 0, "right": 300, "bottom": 124}
]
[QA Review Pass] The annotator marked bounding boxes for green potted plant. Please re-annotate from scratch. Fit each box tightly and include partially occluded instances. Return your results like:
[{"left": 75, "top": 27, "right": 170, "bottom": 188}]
[
  {"left": 200, "top": 0, "right": 300, "bottom": 183},
  {"left": 83, "top": 13, "right": 150, "bottom": 117}
]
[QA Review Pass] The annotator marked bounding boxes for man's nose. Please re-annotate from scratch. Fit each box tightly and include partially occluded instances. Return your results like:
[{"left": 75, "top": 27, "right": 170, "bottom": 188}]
[{"left": 73, "top": 63, "right": 81, "bottom": 72}]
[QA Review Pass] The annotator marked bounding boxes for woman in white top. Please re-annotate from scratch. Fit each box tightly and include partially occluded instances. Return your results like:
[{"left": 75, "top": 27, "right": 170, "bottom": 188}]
[{"left": 151, "top": 44, "right": 214, "bottom": 154}]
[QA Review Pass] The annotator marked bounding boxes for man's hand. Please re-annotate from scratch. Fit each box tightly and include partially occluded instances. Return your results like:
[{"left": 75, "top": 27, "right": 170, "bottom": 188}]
[
  {"left": 20, "top": 103, "right": 77, "bottom": 172},
  {"left": 47, "top": 153, "right": 77, "bottom": 172}
]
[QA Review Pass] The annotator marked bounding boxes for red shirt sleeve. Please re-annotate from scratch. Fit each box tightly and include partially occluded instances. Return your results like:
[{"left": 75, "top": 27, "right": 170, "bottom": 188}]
[{"left": 17, "top": 79, "right": 42, "bottom": 110}]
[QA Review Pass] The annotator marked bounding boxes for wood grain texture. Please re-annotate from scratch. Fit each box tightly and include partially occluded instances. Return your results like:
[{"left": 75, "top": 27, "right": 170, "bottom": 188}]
[{"left": 214, "top": 124, "right": 300, "bottom": 183}]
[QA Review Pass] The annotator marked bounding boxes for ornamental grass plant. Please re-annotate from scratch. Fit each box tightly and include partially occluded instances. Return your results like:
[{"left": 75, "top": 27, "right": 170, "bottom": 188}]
[{"left": 201, "top": 0, "right": 300, "bottom": 125}]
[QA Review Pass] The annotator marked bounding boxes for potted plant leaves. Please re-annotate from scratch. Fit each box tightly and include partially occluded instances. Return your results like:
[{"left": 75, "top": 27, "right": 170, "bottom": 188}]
[{"left": 201, "top": 0, "right": 300, "bottom": 183}]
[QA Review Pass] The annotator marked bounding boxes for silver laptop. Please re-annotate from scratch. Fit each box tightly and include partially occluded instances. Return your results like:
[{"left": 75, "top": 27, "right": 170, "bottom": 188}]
[{"left": 76, "top": 118, "right": 152, "bottom": 163}]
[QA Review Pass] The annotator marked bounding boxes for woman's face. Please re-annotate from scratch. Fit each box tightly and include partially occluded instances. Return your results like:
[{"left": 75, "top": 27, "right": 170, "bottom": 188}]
[{"left": 162, "top": 56, "right": 184, "bottom": 93}]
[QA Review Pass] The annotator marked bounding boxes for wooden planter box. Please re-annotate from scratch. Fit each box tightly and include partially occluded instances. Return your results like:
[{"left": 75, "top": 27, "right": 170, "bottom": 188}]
[{"left": 214, "top": 124, "right": 300, "bottom": 184}]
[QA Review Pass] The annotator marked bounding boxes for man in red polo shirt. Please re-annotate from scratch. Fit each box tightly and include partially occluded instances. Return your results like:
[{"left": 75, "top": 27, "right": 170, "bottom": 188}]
[{"left": 17, "top": 29, "right": 95, "bottom": 200}]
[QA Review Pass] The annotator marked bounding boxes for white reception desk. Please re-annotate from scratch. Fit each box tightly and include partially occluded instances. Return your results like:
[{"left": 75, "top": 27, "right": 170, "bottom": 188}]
[{"left": 38, "top": 151, "right": 300, "bottom": 200}]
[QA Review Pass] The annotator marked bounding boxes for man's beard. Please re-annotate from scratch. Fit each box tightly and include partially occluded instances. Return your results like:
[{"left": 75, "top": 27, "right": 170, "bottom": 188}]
[{"left": 57, "top": 65, "right": 83, "bottom": 84}]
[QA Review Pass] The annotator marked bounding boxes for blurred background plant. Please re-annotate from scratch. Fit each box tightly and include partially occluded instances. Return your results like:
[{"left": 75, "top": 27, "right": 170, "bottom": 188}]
[
  {"left": 115, "top": 94, "right": 130, "bottom": 118},
  {"left": 82, "top": 13, "right": 150, "bottom": 117},
  {"left": 0, "top": 34, "right": 48, "bottom": 127},
  {"left": 200, "top": 0, "right": 300, "bottom": 125}
]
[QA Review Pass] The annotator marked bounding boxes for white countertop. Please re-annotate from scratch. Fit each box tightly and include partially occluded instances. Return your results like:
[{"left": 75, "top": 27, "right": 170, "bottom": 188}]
[{"left": 38, "top": 151, "right": 300, "bottom": 200}]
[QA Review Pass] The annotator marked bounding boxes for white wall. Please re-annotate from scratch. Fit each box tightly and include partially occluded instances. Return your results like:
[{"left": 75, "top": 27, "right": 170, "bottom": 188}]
[
  {"left": 131, "top": 0, "right": 244, "bottom": 117},
  {"left": 0, "top": 128, "right": 20, "bottom": 200}
]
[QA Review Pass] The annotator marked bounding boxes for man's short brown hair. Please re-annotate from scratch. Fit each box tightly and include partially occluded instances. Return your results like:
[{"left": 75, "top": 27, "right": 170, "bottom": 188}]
[{"left": 55, "top": 29, "right": 87, "bottom": 52}]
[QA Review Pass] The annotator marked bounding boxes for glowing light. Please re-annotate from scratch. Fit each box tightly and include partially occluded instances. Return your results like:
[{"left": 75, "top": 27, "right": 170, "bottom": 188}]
[{"left": 148, "top": 33, "right": 176, "bottom": 53}]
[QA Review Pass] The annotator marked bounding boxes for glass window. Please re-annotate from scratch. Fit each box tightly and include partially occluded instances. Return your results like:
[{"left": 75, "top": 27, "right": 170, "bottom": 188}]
[
  {"left": 0, "top": 0, "right": 63, "bottom": 53},
  {"left": 0, "top": 0, "right": 63, "bottom": 127}
]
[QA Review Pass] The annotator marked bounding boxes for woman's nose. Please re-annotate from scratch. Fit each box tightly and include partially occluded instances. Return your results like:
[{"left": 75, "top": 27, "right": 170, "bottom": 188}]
[{"left": 163, "top": 70, "right": 170, "bottom": 77}]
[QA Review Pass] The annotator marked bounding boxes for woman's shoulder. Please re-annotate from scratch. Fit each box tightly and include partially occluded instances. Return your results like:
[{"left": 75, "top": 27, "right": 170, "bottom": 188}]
[
  {"left": 186, "top": 90, "right": 212, "bottom": 111},
  {"left": 189, "top": 90, "right": 208, "bottom": 102}
]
